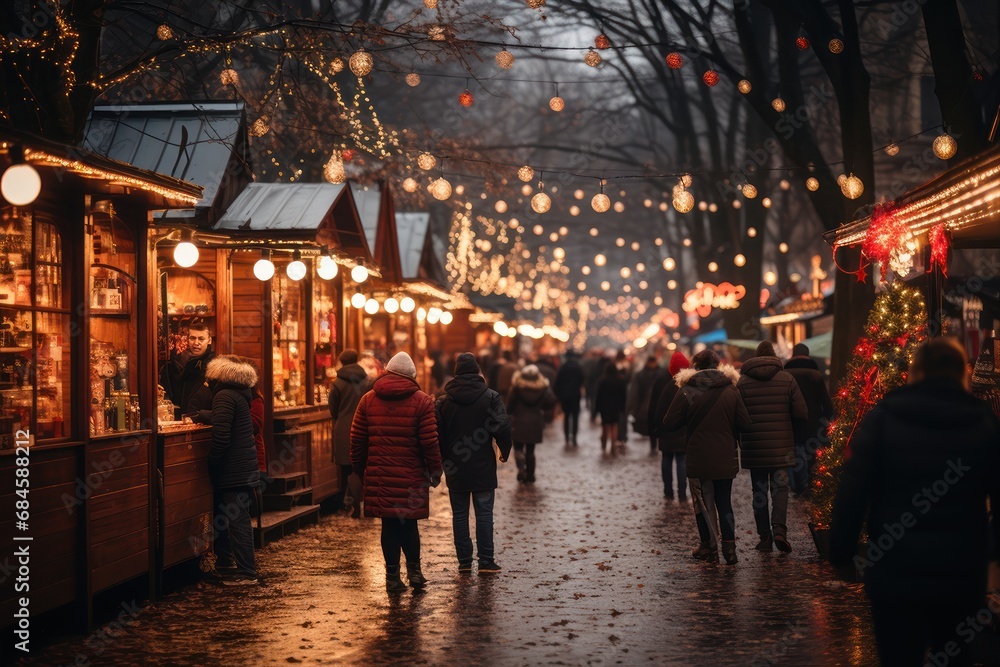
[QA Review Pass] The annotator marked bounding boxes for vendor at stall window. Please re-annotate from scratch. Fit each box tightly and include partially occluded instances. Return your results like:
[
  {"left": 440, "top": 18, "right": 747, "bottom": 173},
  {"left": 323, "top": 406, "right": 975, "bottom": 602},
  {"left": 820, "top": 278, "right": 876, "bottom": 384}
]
[{"left": 159, "top": 323, "right": 215, "bottom": 417}]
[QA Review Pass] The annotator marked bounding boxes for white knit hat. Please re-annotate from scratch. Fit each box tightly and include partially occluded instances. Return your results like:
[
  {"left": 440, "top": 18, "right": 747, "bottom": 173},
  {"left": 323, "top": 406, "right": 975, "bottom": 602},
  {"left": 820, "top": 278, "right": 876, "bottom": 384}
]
[{"left": 385, "top": 352, "right": 417, "bottom": 379}]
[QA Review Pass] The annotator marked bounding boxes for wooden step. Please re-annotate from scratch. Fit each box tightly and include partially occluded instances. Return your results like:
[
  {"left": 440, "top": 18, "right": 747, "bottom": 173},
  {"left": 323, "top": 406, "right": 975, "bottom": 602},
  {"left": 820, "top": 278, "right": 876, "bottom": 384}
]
[
  {"left": 264, "top": 472, "right": 308, "bottom": 494},
  {"left": 253, "top": 504, "right": 320, "bottom": 547},
  {"left": 262, "top": 486, "right": 314, "bottom": 512}
]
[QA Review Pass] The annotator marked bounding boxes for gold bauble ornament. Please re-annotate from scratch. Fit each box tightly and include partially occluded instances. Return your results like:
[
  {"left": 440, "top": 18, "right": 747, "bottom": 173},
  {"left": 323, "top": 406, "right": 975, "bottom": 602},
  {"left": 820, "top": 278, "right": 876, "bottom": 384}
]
[
  {"left": 349, "top": 48, "right": 374, "bottom": 76},
  {"left": 417, "top": 153, "right": 437, "bottom": 170},
  {"left": 517, "top": 165, "right": 534, "bottom": 182},
  {"left": 591, "top": 193, "right": 611, "bottom": 213},
  {"left": 428, "top": 177, "right": 452, "bottom": 201},
  {"left": 933, "top": 133, "right": 958, "bottom": 160}
]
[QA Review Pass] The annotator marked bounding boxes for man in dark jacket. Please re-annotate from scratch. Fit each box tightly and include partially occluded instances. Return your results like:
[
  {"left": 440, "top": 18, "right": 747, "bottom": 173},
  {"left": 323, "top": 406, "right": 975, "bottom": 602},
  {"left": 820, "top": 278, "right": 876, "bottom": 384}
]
[
  {"left": 204, "top": 355, "right": 261, "bottom": 586},
  {"left": 830, "top": 338, "right": 1000, "bottom": 666},
  {"left": 329, "top": 349, "right": 372, "bottom": 517},
  {"left": 159, "top": 323, "right": 215, "bottom": 417},
  {"left": 554, "top": 350, "right": 585, "bottom": 447},
  {"left": 630, "top": 356, "right": 666, "bottom": 449},
  {"left": 737, "top": 341, "right": 808, "bottom": 553},
  {"left": 436, "top": 353, "right": 513, "bottom": 574},
  {"left": 783, "top": 343, "right": 833, "bottom": 496}
]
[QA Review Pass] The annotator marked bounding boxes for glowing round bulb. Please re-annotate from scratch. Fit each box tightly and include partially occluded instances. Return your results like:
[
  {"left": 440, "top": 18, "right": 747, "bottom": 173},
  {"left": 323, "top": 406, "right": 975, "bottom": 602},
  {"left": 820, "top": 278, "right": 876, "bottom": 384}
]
[
  {"left": 738, "top": 79, "right": 752, "bottom": 94},
  {"left": 841, "top": 173, "right": 864, "bottom": 200},
  {"left": 549, "top": 96, "right": 565, "bottom": 112},
  {"left": 384, "top": 297, "right": 399, "bottom": 314},
  {"left": 400, "top": 296, "right": 416, "bottom": 313},
  {"left": 364, "top": 298, "right": 379, "bottom": 314},
  {"left": 747, "top": 227, "right": 758, "bottom": 237},
  {"left": 440, "top": 311, "right": 454, "bottom": 325},
  {"left": 531, "top": 192, "right": 551, "bottom": 213},
  {"left": 590, "top": 227, "right": 599, "bottom": 236},
  {"left": 764, "top": 271, "right": 777, "bottom": 286},
  {"left": 496, "top": 49, "right": 514, "bottom": 69},
  {"left": 518, "top": 165, "right": 534, "bottom": 182},
  {"left": 708, "top": 262, "right": 718, "bottom": 272},
  {"left": 286, "top": 259, "right": 307, "bottom": 281},
  {"left": 405, "top": 72, "right": 421, "bottom": 86},
  {"left": 495, "top": 200, "right": 507, "bottom": 213},
  {"left": 173, "top": 241, "right": 199, "bottom": 268},
  {"left": 591, "top": 193, "right": 611, "bottom": 212},
  {"left": 428, "top": 177, "right": 452, "bottom": 200},
  {"left": 613, "top": 201, "right": 625, "bottom": 213},
  {"left": 416, "top": 307, "right": 427, "bottom": 321},
  {"left": 806, "top": 177, "right": 820, "bottom": 191},
  {"left": 620, "top": 267, "right": 631, "bottom": 279},
  {"left": 762, "top": 197, "right": 772, "bottom": 208},
  {"left": 600, "top": 281, "right": 611, "bottom": 291},
  {"left": 569, "top": 205, "right": 580, "bottom": 216},
  {"left": 533, "top": 224, "right": 544, "bottom": 235},
  {"left": 427, "top": 307, "right": 441, "bottom": 325},
  {"left": 351, "top": 292, "right": 366, "bottom": 309},
  {"left": 253, "top": 258, "right": 275, "bottom": 281},
  {"left": 1, "top": 164, "right": 41, "bottom": 206},
  {"left": 672, "top": 191, "right": 694, "bottom": 213},
  {"left": 667, "top": 280, "right": 677, "bottom": 289},
  {"left": 741, "top": 183, "right": 758, "bottom": 198},
  {"left": 771, "top": 97, "right": 786, "bottom": 112},
  {"left": 349, "top": 48, "right": 374, "bottom": 77},
  {"left": 317, "top": 256, "right": 339, "bottom": 280},
  {"left": 779, "top": 243, "right": 789, "bottom": 253},
  {"left": 594, "top": 253, "right": 607, "bottom": 267},
  {"left": 417, "top": 153, "right": 437, "bottom": 170},
  {"left": 574, "top": 189, "right": 585, "bottom": 200},
  {"left": 734, "top": 254, "right": 746, "bottom": 267},
  {"left": 402, "top": 177, "right": 418, "bottom": 193},
  {"left": 933, "top": 133, "right": 958, "bottom": 160},
  {"left": 351, "top": 264, "right": 369, "bottom": 283},
  {"left": 663, "top": 257, "right": 676, "bottom": 271}
]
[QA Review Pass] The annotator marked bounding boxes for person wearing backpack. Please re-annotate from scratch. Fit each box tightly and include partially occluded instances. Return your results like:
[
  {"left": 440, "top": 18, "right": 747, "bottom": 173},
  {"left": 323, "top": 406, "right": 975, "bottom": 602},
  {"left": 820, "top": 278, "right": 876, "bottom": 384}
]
[
  {"left": 436, "top": 353, "right": 513, "bottom": 574},
  {"left": 664, "top": 350, "right": 751, "bottom": 565}
]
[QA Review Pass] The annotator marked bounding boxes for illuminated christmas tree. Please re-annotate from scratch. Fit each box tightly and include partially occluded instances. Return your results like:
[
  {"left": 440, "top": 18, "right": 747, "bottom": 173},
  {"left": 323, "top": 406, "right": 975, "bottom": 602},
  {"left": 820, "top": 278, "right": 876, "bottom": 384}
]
[{"left": 811, "top": 281, "right": 928, "bottom": 526}]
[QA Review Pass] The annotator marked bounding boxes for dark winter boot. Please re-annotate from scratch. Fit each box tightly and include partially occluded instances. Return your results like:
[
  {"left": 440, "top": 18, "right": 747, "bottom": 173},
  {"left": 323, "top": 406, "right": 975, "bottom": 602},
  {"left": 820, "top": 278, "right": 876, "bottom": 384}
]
[
  {"left": 754, "top": 535, "right": 774, "bottom": 551},
  {"left": 385, "top": 566, "right": 408, "bottom": 593},
  {"left": 407, "top": 562, "right": 427, "bottom": 588},
  {"left": 691, "top": 541, "right": 716, "bottom": 560},
  {"left": 722, "top": 541, "right": 738, "bottom": 565}
]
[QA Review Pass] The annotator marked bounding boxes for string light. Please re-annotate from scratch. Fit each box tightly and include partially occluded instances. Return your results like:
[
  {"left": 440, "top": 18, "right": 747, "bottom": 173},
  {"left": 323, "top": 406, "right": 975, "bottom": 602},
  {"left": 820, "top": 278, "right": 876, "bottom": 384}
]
[
  {"left": 429, "top": 176, "right": 453, "bottom": 200},
  {"left": 702, "top": 70, "right": 720, "bottom": 86},
  {"left": 458, "top": 88, "right": 475, "bottom": 107},
  {"left": 771, "top": 97, "right": 786, "bottom": 112},
  {"left": 738, "top": 79, "right": 752, "bottom": 94},
  {"left": 665, "top": 52, "right": 683, "bottom": 69},
  {"left": 496, "top": 49, "right": 514, "bottom": 69},
  {"left": 842, "top": 173, "right": 864, "bottom": 199},
  {"left": 933, "top": 132, "right": 958, "bottom": 160},
  {"left": 402, "top": 177, "right": 418, "bottom": 192},
  {"left": 592, "top": 191, "right": 611, "bottom": 213},
  {"left": 518, "top": 165, "right": 535, "bottom": 182},
  {"left": 885, "top": 143, "right": 899, "bottom": 156},
  {"left": 584, "top": 48, "right": 602, "bottom": 67},
  {"left": 349, "top": 48, "right": 373, "bottom": 76},
  {"left": 828, "top": 38, "right": 844, "bottom": 54},
  {"left": 405, "top": 72, "right": 421, "bottom": 86},
  {"left": 806, "top": 177, "right": 820, "bottom": 191},
  {"left": 418, "top": 153, "right": 437, "bottom": 170},
  {"left": 323, "top": 151, "right": 346, "bottom": 183},
  {"left": 741, "top": 183, "right": 758, "bottom": 198},
  {"left": 549, "top": 95, "right": 565, "bottom": 112}
]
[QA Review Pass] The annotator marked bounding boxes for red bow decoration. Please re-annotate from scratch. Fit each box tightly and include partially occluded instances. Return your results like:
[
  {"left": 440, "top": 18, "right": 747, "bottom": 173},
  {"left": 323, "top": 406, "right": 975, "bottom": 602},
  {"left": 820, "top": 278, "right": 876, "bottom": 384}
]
[
  {"left": 832, "top": 243, "right": 870, "bottom": 283},
  {"left": 927, "top": 223, "right": 949, "bottom": 278}
]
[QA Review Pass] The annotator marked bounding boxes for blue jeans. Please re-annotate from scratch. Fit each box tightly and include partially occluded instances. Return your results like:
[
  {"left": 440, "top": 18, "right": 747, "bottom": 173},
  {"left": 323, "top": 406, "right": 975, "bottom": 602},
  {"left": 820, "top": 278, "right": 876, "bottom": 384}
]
[
  {"left": 214, "top": 487, "right": 256, "bottom": 577},
  {"left": 661, "top": 450, "right": 687, "bottom": 497},
  {"left": 449, "top": 490, "right": 495, "bottom": 564}
]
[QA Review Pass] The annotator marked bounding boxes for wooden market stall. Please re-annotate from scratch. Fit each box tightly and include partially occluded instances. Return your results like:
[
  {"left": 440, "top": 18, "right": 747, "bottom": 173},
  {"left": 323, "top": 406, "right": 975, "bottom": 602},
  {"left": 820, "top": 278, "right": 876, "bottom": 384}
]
[
  {"left": 213, "top": 182, "right": 377, "bottom": 518},
  {"left": 0, "top": 128, "right": 202, "bottom": 630}
]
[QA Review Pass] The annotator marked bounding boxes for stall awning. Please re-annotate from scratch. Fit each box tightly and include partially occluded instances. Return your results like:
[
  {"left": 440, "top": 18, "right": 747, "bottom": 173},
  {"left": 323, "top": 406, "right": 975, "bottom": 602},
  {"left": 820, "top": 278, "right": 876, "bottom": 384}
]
[
  {"left": 82, "top": 103, "right": 250, "bottom": 223},
  {"left": 825, "top": 142, "right": 1000, "bottom": 249},
  {"left": 215, "top": 182, "right": 375, "bottom": 266},
  {"left": 2, "top": 125, "right": 202, "bottom": 205}
]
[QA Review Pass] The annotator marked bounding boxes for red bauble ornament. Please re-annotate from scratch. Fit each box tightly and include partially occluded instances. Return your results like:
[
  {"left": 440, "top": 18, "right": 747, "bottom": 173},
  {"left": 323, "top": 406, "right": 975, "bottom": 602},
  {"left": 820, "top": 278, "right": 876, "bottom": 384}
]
[
  {"left": 595, "top": 34, "right": 610, "bottom": 50},
  {"left": 665, "top": 52, "right": 683, "bottom": 69},
  {"left": 702, "top": 70, "right": 719, "bottom": 86},
  {"left": 796, "top": 36, "right": 810, "bottom": 50},
  {"left": 341, "top": 149, "right": 355, "bottom": 161},
  {"left": 458, "top": 89, "right": 474, "bottom": 107}
]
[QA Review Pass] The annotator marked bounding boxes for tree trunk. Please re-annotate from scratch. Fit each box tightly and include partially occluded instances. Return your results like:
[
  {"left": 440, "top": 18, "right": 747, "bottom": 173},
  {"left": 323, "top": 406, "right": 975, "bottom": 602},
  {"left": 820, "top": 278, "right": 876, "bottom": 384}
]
[{"left": 921, "top": 0, "right": 986, "bottom": 160}]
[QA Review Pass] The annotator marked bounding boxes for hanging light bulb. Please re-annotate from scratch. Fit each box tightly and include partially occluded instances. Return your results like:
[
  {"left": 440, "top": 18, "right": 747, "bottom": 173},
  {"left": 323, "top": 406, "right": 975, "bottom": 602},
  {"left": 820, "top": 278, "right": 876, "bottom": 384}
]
[
  {"left": 592, "top": 192, "right": 611, "bottom": 213},
  {"left": 429, "top": 176, "right": 452, "bottom": 201},
  {"left": 458, "top": 89, "right": 475, "bottom": 107},
  {"left": 518, "top": 165, "right": 534, "bottom": 182},
  {"left": 933, "top": 132, "right": 958, "bottom": 160},
  {"left": 595, "top": 34, "right": 611, "bottom": 49},
  {"left": 763, "top": 271, "right": 777, "bottom": 286},
  {"left": 323, "top": 151, "right": 345, "bottom": 184},
  {"left": 741, "top": 183, "right": 758, "bottom": 199},
  {"left": 747, "top": 227, "right": 758, "bottom": 238},
  {"left": 828, "top": 38, "right": 844, "bottom": 54},
  {"left": 417, "top": 153, "right": 437, "bottom": 170},
  {"left": 440, "top": 311, "right": 454, "bottom": 325},
  {"left": 364, "top": 298, "right": 379, "bottom": 315},
  {"left": 351, "top": 293, "right": 366, "bottom": 309},
  {"left": 734, "top": 254, "right": 746, "bottom": 267},
  {"left": 884, "top": 143, "right": 900, "bottom": 156},
  {"left": 173, "top": 232, "right": 199, "bottom": 268},
  {"left": 665, "top": 52, "right": 683, "bottom": 69},
  {"left": 383, "top": 298, "right": 399, "bottom": 314},
  {"left": 402, "top": 177, "right": 418, "bottom": 193},
  {"left": 351, "top": 262, "right": 370, "bottom": 283},
  {"left": 416, "top": 307, "right": 427, "bottom": 321},
  {"left": 1, "top": 163, "right": 41, "bottom": 206},
  {"left": 842, "top": 173, "right": 864, "bottom": 199},
  {"left": 672, "top": 190, "right": 694, "bottom": 213},
  {"left": 531, "top": 179, "right": 551, "bottom": 213},
  {"left": 708, "top": 261, "right": 719, "bottom": 272},
  {"left": 737, "top": 79, "right": 752, "bottom": 94},
  {"left": 806, "top": 177, "right": 820, "bottom": 191},
  {"left": 286, "top": 250, "right": 307, "bottom": 281},
  {"left": 779, "top": 243, "right": 789, "bottom": 253},
  {"left": 349, "top": 48, "right": 374, "bottom": 76},
  {"left": 496, "top": 49, "right": 514, "bottom": 69},
  {"left": 594, "top": 253, "right": 607, "bottom": 267},
  {"left": 663, "top": 257, "right": 676, "bottom": 271},
  {"left": 405, "top": 72, "right": 421, "bottom": 86},
  {"left": 495, "top": 200, "right": 508, "bottom": 213},
  {"left": 317, "top": 255, "right": 339, "bottom": 280},
  {"left": 427, "top": 307, "right": 442, "bottom": 325},
  {"left": 771, "top": 97, "right": 786, "bottom": 112},
  {"left": 549, "top": 96, "right": 565, "bottom": 112},
  {"left": 400, "top": 296, "right": 416, "bottom": 313},
  {"left": 584, "top": 48, "right": 602, "bottom": 67},
  {"left": 762, "top": 197, "right": 772, "bottom": 208},
  {"left": 253, "top": 249, "right": 275, "bottom": 281}
]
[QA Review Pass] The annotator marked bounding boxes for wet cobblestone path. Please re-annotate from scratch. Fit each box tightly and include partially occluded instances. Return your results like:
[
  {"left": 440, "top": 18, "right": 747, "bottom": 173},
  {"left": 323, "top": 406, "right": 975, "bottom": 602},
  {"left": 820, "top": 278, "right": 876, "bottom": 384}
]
[{"left": 23, "top": 419, "right": 876, "bottom": 666}]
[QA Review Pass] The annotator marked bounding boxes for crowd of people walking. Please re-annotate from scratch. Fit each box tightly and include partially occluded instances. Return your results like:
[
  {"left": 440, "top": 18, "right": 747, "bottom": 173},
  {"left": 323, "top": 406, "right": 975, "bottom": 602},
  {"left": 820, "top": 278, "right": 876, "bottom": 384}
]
[{"left": 199, "top": 336, "right": 998, "bottom": 666}]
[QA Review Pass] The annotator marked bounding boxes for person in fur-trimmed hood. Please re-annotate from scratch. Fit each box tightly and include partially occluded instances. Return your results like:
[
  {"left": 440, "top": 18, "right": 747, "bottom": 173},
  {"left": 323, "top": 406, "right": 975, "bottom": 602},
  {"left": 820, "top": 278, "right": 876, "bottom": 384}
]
[
  {"left": 737, "top": 341, "right": 809, "bottom": 554},
  {"left": 506, "top": 365, "right": 557, "bottom": 483},
  {"left": 664, "top": 350, "right": 751, "bottom": 565},
  {"left": 203, "top": 355, "right": 261, "bottom": 585}
]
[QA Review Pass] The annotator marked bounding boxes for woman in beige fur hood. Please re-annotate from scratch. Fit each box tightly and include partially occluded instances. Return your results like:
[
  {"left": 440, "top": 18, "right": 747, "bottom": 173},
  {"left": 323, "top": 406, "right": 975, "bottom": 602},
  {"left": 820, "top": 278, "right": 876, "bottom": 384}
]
[{"left": 664, "top": 350, "right": 751, "bottom": 565}]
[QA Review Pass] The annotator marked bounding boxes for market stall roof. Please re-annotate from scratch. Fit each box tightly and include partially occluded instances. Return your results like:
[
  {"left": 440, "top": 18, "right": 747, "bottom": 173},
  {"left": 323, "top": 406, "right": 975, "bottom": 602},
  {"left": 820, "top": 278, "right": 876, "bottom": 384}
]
[
  {"left": 215, "top": 182, "right": 375, "bottom": 267},
  {"left": 1, "top": 125, "right": 202, "bottom": 205},
  {"left": 350, "top": 183, "right": 403, "bottom": 284},
  {"left": 825, "top": 142, "right": 1000, "bottom": 249},
  {"left": 82, "top": 102, "right": 250, "bottom": 223},
  {"left": 395, "top": 213, "right": 431, "bottom": 279}
]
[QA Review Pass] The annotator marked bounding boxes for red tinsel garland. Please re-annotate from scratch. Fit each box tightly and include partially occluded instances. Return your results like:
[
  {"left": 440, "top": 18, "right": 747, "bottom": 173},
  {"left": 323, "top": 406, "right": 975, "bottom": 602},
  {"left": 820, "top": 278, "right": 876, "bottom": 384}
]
[
  {"left": 928, "top": 223, "right": 949, "bottom": 278},
  {"left": 861, "top": 202, "right": 907, "bottom": 281}
]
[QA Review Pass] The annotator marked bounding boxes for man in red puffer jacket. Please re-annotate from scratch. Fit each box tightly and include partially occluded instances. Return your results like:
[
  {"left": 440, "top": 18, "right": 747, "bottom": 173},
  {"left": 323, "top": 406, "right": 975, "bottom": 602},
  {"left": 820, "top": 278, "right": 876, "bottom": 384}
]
[{"left": 351, "top": 352, "right": 443, "bottom": 593}]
